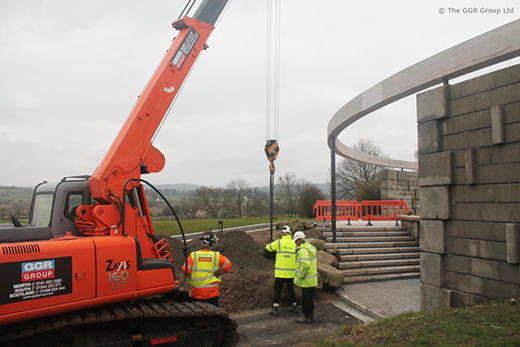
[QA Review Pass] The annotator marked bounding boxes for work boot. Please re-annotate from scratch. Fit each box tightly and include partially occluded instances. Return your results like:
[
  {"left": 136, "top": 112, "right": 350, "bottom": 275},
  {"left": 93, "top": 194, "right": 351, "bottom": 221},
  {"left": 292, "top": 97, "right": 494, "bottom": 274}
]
[
  {"left": 289, "top": 302, "right": 298, "bottom": 313},
  {"left": 268, "top": 305, "right": 279, "bottom": 316},
  {"left": 295, "top": 314, "right": 312, "bottom": 323}
]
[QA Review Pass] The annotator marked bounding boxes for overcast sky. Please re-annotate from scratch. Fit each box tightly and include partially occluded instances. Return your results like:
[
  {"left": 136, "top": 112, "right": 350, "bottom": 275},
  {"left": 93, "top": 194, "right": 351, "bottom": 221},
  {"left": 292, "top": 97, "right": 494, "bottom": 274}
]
[{"left": 1, "top": 0, "right": 519, "bottom": 189}]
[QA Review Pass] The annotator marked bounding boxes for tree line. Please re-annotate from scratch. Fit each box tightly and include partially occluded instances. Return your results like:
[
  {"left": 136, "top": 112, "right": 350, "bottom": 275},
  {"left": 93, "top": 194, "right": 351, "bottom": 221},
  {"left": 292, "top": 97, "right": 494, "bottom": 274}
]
[
  {"left": 161, "top": 174, "right": 327, "bottom": 219},
  {"left": 1, "top": 139, "right": 391, "bottom": 222}
]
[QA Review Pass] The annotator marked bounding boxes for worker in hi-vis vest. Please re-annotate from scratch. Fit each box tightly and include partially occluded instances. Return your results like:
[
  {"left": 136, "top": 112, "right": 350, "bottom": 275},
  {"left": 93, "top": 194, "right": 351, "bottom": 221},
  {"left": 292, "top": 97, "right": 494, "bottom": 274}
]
[
  {"left": 182, "top": 233, "right": 232, "bottom": 307},
  {"left": 265, "top": 225, "right": 297, "bottom": 316},
  {"left": 293, "top": 230, "right": 318, "bottom": 323}
]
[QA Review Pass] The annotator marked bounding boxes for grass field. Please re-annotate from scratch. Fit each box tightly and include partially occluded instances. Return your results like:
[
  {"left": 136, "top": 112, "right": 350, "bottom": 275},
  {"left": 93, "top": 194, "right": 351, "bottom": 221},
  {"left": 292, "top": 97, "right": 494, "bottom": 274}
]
[
  {"left": 152, "top": 217, "right": 273, "bottom": 236},
  {"left": 310, "top": 300, "right": 520, "bottom": 347}
]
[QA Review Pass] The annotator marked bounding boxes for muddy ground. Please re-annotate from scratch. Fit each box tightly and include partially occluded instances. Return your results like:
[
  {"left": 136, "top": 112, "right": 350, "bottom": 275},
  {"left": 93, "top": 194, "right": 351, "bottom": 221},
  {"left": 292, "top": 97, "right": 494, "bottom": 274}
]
[
  {"left": 161, "top": 228, "right": 361, "bottom": 346},
  {"left": 163, "top": 228, "right": 339, "bottom": 313}
]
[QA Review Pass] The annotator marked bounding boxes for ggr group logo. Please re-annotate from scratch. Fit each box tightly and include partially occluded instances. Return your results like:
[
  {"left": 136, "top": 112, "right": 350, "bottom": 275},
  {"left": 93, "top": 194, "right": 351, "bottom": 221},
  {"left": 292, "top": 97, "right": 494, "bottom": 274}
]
[{"left": 21, "top": 260, "right": 55, "bottom": 282}]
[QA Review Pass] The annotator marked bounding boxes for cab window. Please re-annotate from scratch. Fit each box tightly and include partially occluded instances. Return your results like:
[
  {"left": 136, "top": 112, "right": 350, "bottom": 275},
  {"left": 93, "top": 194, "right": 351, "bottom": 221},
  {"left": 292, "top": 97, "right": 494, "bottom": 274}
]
[
  {"left": 31, "top": 193, "right": 54, "bottom": 226},
  {"left": 65, "top": 193, "right": 83, "bottom": 221}
]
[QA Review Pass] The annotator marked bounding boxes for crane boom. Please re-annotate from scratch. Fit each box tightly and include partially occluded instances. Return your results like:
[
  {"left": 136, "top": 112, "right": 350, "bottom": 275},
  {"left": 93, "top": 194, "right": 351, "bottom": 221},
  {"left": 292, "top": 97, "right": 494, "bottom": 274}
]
[{"left": 90, "top": 0, "right": 228, "bottom": 204}]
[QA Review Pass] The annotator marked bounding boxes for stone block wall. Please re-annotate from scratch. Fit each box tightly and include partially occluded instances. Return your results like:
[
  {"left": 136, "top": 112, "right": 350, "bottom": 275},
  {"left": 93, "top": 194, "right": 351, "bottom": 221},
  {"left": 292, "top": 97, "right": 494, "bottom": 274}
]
[
  {"left": 381, "top": 169, "right": 419, "bottom": 214},
  {"left": 417, "top": 63, "right": 520, "bottom": 311}
]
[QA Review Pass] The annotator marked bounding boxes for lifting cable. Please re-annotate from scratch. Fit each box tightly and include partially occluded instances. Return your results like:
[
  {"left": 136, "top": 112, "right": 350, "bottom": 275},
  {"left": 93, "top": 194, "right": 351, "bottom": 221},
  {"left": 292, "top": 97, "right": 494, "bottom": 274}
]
[
  {"left": 264, "top": 0, "right": 281, "bottom": 170},
  {"left": 264, "top": 0, "right": 281, "bottom": 154},
  {"left": 264, "top": 0, "right": 281, "bottom": 240}
]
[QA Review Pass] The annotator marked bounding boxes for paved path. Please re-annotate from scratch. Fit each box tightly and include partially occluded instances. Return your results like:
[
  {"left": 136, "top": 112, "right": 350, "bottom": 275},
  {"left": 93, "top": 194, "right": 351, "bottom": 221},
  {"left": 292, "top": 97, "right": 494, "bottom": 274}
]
[
  {"left": 233, "top": 301, "right": 360, "bottom": 347},
  {"left": 338, "top": 278, "right": 421, "bottom": 320},
  {"left": 232, "top": 279, "right": 421, "bottom": 346}
]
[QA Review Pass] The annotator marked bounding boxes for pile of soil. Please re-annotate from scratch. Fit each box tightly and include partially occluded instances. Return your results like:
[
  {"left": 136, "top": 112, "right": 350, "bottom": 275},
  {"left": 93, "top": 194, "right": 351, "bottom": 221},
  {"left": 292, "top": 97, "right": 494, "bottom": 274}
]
[
  {"left": 162, "top": 229, "right": 275, "bottom": 313},
  {"left": 162, "top": 228, "right": 337, "bottom": 314}
]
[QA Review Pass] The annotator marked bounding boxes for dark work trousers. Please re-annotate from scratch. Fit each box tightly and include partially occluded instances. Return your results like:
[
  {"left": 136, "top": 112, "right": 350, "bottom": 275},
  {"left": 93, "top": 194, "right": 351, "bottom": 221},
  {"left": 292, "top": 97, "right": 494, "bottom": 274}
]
[
  {"left": 273, "top": 277, "right": 296, "bottom": 304},
  {"left": 301, "top": 287, "right": 315, "bottom": 317},
  {"left": 193, "top": 296, "right": 219, "bottom": 307}
]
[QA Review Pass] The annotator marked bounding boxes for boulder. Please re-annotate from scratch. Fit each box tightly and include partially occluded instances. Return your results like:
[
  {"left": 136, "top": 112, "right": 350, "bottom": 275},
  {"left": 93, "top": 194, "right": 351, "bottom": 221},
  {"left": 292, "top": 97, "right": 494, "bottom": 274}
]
[
  {"left": 301, "top": 229, "right": 323, "bottom": 240},
  {"left": 275, "top": 219, "right": 315, "bottom": 233},
  {"left": 306, "top": 238, "right": 325, "bottom": 252},
  {"left": 317, "top": 262, "right": 344, "bottom": 289},
  {"left": 326, "top": 247, "right": 342, "bottom": 265},
  {"left": 316, "top": 250, "right": 338, "bottom": 268},
  {"left": 276, "top": 219, "right": 304, "bottom": 233}
]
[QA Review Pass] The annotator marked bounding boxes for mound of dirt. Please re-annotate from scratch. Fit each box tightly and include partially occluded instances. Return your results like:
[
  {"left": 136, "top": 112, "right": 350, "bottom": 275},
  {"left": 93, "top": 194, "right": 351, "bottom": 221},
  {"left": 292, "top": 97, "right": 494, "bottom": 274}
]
[
  {"left": 162, "top": 228, "right": 338, "bottom": 314},
  {"left": 161, "top": 229, "right": 275, "bottom": 313}
]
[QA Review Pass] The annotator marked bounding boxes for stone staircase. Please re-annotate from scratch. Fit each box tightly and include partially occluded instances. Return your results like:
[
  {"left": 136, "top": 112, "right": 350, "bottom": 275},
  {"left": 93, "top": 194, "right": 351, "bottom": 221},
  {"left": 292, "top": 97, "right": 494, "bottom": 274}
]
[{"left": 321, "top": 224, "right": 420, "bottom": 284}]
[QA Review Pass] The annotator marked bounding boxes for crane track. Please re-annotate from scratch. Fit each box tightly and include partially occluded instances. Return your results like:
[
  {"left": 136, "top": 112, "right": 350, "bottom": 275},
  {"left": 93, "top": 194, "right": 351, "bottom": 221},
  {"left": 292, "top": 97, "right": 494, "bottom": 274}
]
[{"left": 0, "top": 299, "right": 239, "bottom": 346}]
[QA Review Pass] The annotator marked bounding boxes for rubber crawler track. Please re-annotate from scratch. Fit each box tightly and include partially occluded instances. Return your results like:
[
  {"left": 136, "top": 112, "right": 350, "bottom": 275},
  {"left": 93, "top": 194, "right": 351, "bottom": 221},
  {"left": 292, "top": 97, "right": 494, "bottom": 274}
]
[{"left": 0, "top": 300, "right": 239, "bottom": 345}]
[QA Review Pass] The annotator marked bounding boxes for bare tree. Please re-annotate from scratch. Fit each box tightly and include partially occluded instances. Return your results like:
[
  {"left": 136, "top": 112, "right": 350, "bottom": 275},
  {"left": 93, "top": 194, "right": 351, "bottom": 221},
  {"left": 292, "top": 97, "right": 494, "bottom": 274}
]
[
  {"left": 193, "top": 186, "right": 224, "bottom": 218},
  {"left": 335, "top": 138, "right": 387, "bottom": 201},
  {"left": 225, "top": 178, "right": 263, "bottom": 217},
  {"left": 179, "top": 195, "right": 202, "bottom": 219},
  {"left": 276, "top": 172, "right": 300, "bottom": 216}
]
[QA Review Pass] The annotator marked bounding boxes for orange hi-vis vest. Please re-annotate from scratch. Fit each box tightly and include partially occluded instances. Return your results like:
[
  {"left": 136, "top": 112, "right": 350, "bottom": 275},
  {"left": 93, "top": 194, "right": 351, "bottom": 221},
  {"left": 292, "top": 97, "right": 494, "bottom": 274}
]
[{"left": 183, "top": 249, "right": 231, "bottom": 299}]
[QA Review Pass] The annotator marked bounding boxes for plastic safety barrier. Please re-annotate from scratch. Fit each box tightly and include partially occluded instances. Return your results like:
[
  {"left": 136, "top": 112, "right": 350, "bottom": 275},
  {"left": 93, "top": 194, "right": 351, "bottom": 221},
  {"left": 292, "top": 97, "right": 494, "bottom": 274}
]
[{"left": 313, "top": 200, "right": 408, "bottom": 221}]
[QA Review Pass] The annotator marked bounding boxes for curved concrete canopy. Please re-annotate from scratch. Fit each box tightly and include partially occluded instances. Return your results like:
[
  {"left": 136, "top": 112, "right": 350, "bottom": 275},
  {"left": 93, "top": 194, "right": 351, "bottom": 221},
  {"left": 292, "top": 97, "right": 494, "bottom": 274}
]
[{"left": 328, "top": 19, "right": 520, "bottom": 170}]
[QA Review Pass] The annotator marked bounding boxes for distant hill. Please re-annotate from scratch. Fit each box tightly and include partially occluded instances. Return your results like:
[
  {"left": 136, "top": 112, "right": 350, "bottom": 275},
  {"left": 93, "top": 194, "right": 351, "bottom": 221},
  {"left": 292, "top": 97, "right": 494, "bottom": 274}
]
[
  {"left": 153, "top": 183, "right": 329, "bottom": 194},
  {"left": 5, "top": 182, "right": 329, "bottom": 195},
  {"left": 154, "top": 183, "right": 200, "bottom": 192}
]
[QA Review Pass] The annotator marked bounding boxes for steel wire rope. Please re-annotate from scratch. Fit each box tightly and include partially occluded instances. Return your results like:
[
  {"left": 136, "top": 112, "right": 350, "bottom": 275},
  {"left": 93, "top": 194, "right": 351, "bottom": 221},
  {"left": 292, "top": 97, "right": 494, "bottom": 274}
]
[{"left": 265, "top": 0, "right": 281, "bottom": 141}]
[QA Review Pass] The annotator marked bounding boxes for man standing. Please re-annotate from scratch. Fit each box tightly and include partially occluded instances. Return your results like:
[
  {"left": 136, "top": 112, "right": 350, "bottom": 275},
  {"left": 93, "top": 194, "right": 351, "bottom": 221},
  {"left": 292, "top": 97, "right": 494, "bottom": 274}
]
[
  {"left": 265, "top": 225, "right": 297, "bottom": 316},
  {"left": 182, "top": 233, "right": 232, "bottom": 307},
  {"left": 293, "top": 231, "right": 318, "bottom": 323}
]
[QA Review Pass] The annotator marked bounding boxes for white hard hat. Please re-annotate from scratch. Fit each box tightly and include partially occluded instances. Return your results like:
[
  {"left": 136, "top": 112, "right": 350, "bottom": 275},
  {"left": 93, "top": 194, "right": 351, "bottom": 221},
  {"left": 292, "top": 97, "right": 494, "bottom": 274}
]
[
  {"left": 200, "top": 233, "right": 218, "bottom": 246},
  {"left": 281, "top": 225, "right": 291, "bottom": 235},
  {"left": 293, "top": 231, "right": 306, "bottom": 241}
]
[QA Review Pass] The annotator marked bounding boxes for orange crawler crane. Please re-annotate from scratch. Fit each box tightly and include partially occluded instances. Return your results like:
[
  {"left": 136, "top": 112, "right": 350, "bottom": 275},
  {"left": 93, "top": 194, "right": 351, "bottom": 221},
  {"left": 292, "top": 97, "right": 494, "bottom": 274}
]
[{"left": 0, "top": 1, "right": 238, "bottom": 345}]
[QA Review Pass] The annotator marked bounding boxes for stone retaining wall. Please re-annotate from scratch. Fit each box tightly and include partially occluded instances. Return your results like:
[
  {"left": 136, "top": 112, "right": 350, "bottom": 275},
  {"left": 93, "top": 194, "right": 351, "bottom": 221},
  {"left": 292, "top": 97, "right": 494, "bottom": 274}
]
[
  {"left": 381, "top": 169, "right": 419, "bottom": 214},
  {"left": 417, "top": 63, "right": 520, "bottom": 311}
]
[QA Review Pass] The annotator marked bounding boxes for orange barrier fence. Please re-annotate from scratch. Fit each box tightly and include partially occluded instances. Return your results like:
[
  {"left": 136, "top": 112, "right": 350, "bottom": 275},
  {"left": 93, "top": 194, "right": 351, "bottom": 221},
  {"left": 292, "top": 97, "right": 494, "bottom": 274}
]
[{"left": 313, "top": 200, "right": 408, "bottom": 221}]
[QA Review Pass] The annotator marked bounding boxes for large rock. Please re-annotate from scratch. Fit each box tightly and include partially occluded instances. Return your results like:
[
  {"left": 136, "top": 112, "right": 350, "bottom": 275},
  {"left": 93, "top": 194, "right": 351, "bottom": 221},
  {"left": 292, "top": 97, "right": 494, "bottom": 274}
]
[
  {"left": 306, "top": 238, "right": 325, "bottom": 252},
  {"left": 275, "top": 219, "right": 315, "bottom": 232},
  {"left": 276, "top": 219, "right": 304, "bottom": 233},
  {"left": 326, "top": 247, "right": 342, "bottom": 265},
  {"left": 317, "top": 250, "right": 338, "bottom": 268},
  {"left": 301, "top": 229, "right": 323, "bottom": 239},
  {"left": 317, "top": 262, "right": 344, "bottom": 289}
]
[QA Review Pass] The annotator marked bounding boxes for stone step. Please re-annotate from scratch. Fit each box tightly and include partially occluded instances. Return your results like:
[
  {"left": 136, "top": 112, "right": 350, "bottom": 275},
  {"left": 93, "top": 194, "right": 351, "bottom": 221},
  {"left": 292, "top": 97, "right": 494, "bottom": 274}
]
[
  {"left": 338, "top": 258, "right": 420, "bottom": 270},
  {"left": 324, "top": 236, "right": 416, "bottom": 243},
  {"left": 322, "top": 231, "right": 411, "bottom": 237},
  {"left": 323, "top": 224, "right": 420, "bottom": 284},
  {"left": 341, "top": 265, "right": 420, "bottom": 277},
  {"left": 343, "top": 272, "right": 420, "bottom": 284},
  {"left": 334, "top": 246, "right": 420, "bottom": 255},
  {"left": 341, "top": 252, "right": 420, "bottom": 262},
  {"left": 326, "top": 241, "right": 419, "bottom": 249}
]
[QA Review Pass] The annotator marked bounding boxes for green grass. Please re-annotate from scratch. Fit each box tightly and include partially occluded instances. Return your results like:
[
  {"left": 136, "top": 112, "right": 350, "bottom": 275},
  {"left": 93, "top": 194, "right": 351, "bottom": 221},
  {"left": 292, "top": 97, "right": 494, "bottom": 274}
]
[
  {"left": 309, "top": 300, "right": 520, "bottom": 347},
  {"left": 152, "top": 217, "right": 274, "bottom": 236}
]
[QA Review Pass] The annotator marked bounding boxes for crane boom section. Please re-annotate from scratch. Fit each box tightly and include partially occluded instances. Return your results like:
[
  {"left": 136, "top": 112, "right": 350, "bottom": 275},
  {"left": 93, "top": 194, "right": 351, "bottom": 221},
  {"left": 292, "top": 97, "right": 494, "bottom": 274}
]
[{"left": 90, "top": 12, "right": 221, "bottom": 203}]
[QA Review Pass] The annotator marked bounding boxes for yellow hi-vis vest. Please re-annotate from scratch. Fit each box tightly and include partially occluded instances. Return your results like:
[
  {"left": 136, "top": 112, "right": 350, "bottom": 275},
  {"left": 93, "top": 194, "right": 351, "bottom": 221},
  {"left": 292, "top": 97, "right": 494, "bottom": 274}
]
[
  {"left": 187, "top": 250, "right": 224, "bottom": 288},
  {"left": 294, "top": 241, "right": 318, "bottom": 288},
  {"left": 266, "top": 234, "right": 296, "bottom": 278}
]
